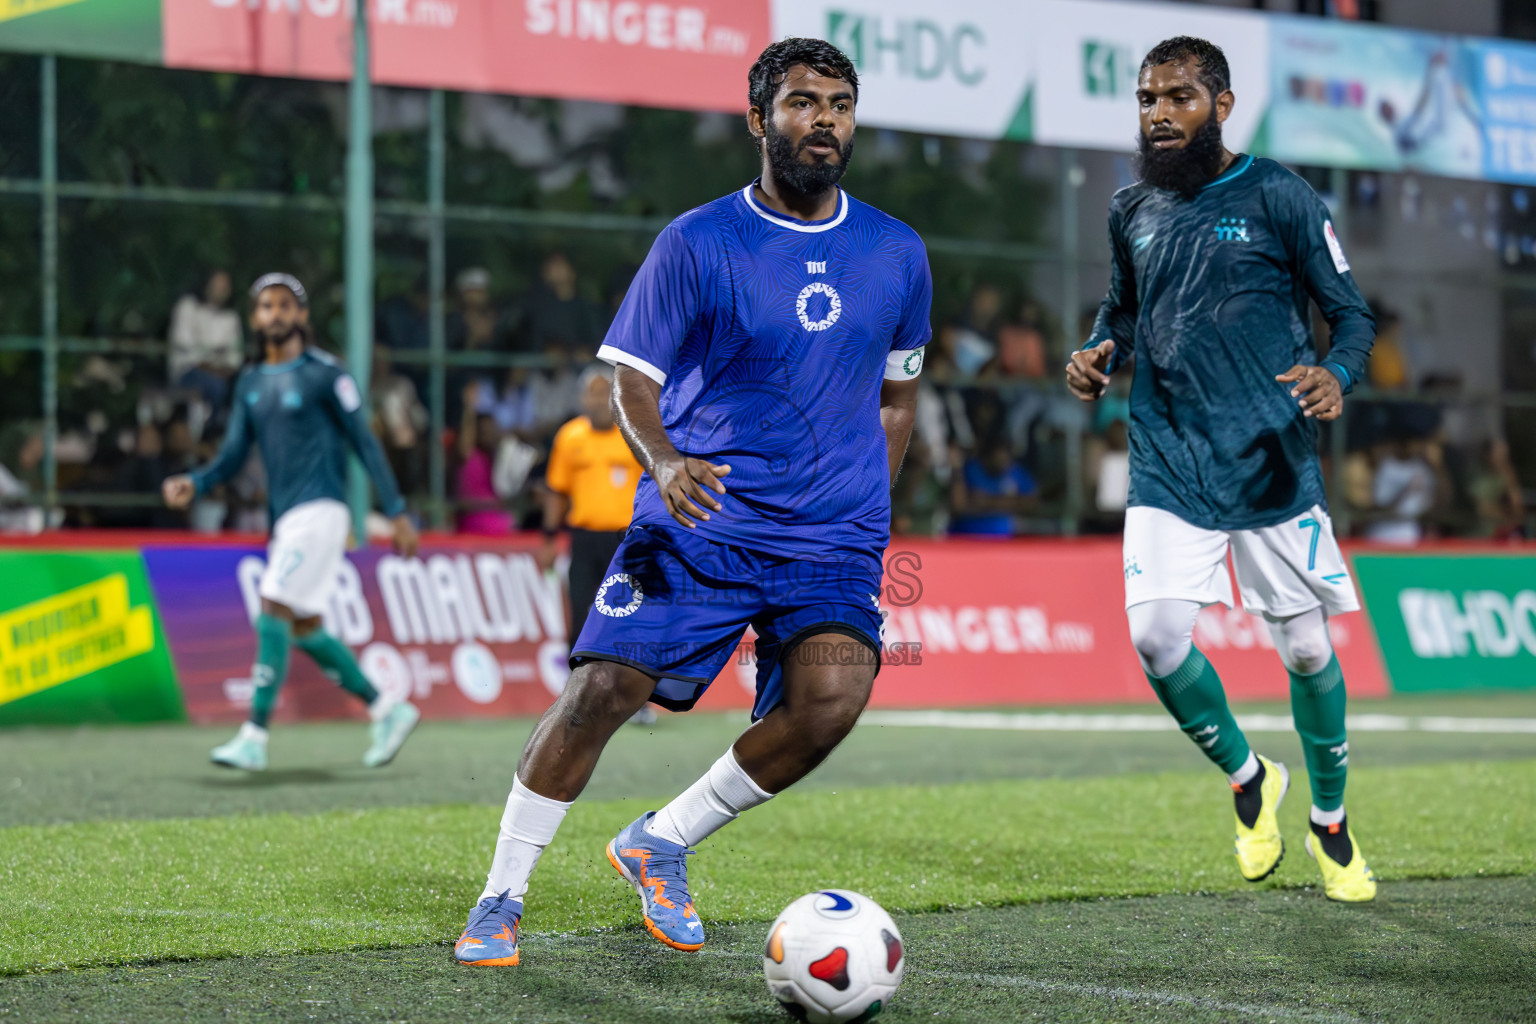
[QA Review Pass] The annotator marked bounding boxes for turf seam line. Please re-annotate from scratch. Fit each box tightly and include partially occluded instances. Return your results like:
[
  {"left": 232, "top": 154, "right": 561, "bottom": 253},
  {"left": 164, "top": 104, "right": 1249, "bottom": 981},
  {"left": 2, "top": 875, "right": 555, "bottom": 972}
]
[{"left": 921, "top": 971, "right": 1368, "bottom": 1023}]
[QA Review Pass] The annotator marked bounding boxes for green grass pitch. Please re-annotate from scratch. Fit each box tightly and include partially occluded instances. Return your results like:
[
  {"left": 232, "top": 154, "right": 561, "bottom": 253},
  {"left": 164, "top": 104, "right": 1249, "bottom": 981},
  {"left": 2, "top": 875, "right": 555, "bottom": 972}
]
[{"left": 2, "top": 693, "right": 1534, "bottom": 1022}]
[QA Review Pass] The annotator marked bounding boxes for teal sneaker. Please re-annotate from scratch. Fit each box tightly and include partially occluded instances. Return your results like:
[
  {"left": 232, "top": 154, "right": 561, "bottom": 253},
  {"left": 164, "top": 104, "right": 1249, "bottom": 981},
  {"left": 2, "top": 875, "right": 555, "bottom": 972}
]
[
  {"left": 211, "top": 723, "right": 268, "bottom": 771},
  {"left": 364, "top": 700, "right": 420, "bottom": 768}
]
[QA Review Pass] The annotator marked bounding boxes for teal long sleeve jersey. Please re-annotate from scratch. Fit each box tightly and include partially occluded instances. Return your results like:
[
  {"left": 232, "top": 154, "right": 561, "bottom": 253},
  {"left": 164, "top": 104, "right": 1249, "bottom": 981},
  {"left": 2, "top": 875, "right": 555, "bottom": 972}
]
[
  {"left": 190, "top": 349, "right": 406, "bottom": 523},
  {"left": 1086, "top": 155, "right": 1376, "bottom": 530}
]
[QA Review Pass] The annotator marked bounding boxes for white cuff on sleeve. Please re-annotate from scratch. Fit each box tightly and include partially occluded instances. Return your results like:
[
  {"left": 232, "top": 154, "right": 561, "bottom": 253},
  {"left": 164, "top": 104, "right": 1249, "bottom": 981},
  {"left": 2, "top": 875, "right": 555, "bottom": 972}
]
[
  {"left": 597, "top": 344, "right": 667, "bottom": 385},
  {"left": 884, "top": 346, "right": 925, "bottom": 381}
]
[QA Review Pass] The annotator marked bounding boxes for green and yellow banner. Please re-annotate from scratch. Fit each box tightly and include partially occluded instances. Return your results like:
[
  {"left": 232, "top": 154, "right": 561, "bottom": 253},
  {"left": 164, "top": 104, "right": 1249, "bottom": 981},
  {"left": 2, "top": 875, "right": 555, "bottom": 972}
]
[
  {"left": 0, "top": 551, "right": 183, "bottom": 725},
  {"left": 0, "top": 0, "right": 159, "bottom": 63}
]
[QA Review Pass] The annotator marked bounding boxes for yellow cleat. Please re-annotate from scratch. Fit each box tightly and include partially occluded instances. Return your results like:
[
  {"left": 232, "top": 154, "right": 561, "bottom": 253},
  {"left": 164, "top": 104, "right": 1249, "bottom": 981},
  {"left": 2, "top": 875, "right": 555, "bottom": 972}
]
[
  {"left": 1306, "top": 826, "right": 1377, "bottom": 902},
  {"left": 1233, "top": 755, "right": 1288, "bottom": 881}
]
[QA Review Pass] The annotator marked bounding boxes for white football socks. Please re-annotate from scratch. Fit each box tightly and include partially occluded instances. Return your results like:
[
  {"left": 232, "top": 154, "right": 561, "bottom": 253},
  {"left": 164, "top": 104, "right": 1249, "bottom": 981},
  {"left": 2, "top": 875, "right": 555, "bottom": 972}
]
[
  {"left": 1227, "top": 751, "right": 1260, "bottom": 788},
  {"left": 479, "top": 775, "right": 573, "bottom": 902},
  {"left": 1310, "top": 804, "right": 1345, "bottom": 827},
  {"left": 645, "top": 748, "right": 774, "bottom": 848}
]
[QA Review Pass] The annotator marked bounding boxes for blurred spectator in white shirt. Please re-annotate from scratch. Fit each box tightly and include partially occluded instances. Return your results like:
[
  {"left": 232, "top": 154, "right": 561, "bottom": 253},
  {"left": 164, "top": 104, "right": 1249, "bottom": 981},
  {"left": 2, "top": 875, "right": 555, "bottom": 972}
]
[{"left": 168, "top": 269, "right": 243, "bottom": 408}]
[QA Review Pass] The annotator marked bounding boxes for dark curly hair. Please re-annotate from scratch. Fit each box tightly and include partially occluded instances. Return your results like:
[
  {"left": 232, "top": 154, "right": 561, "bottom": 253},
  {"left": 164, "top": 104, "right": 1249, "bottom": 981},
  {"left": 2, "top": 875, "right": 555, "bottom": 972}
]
[
  {"left": 1140, "top": 35, "right": 1230, "bottom": 99},
  {"left": 747, "top": 37, "right": 859, "bottom": 129}
]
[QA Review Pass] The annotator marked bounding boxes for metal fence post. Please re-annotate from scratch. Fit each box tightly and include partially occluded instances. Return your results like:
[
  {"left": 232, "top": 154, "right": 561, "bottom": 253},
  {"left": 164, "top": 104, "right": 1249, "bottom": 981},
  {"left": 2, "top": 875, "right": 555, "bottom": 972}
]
[
  {"left": 427, "top": 89, "right": 447, "bottom": 531},
  {"left": 1061, "top": 147, "right": 1082, "bottom": 536},
  {"left": 40, "top": 55, "right": 58, "bottom": 514},
  {"left": 345, "top": 6, "right": 374, "bottom": 542}
]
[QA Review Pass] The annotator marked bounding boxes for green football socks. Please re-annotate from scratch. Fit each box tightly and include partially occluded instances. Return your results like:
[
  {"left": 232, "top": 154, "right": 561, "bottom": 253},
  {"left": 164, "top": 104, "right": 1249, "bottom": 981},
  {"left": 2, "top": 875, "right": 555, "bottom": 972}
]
[
  {"left": 1289, "top": 654, "right": 1348, "bottom": 813},
  {"left": 249, "top": 613, "right": 292, "bottom": 729},
  {"left": 1146, "top": 647, "right": 1253, "bottom": 776},
  {"left": 295, "top": 629, "right": 380, "bottom": 706}
]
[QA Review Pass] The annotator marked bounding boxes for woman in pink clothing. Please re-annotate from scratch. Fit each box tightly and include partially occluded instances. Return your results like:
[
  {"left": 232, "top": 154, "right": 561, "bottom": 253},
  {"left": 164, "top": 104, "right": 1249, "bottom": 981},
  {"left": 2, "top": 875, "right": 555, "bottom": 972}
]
[{"left": 457, "top": 412, "right": 513, "bottom": 534}]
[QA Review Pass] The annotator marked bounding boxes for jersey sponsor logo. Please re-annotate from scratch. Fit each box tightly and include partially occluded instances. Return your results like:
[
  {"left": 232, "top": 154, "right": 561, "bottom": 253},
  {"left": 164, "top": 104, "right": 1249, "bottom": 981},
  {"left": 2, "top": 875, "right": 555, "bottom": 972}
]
[
  {"left": 334, "top": 374, "right": 363, "bottom": 413},
  {"left": 795, "top": 281, "right": 842, "bottom": 332},
  {"left": 1324, "top": 220, "right": 1350, "bottom": 273},
  {"left": 805, "top": 260, "right": 827, "bottom": 274},
  {"left": 595, "top": 573, "right": 644, "bottom": 617},
  {"left": 1213, "top": 217, "right": 1250, "bottom": 243},
  {"left": 281, "top": 390, "right": 303, "bottom": 409}
]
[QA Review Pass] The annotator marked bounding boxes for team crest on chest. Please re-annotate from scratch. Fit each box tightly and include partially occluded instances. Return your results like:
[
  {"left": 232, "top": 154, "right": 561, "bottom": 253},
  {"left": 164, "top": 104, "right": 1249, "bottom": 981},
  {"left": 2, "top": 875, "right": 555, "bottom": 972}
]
[{"left": 796, "top": 281, "right": 842, "bottom": 332}]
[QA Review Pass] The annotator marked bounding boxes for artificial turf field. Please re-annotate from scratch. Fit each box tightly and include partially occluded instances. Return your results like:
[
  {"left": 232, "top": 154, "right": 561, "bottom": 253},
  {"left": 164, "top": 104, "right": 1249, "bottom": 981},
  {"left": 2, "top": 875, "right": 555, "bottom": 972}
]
[{"left": 2, "top": 692, "right": 1534, "bottom": 1022}]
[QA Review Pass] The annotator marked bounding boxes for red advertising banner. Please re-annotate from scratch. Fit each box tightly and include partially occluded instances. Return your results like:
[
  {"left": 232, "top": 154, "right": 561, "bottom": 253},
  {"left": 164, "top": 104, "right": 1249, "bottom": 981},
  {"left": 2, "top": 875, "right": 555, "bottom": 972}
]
[
  {"left": 137, "top": 534, "right": 1387, "bottom": 725},
  {"left": 858, "top": 539, "right": 1389, "bottom": 709},
  {"left": 161, "top": 0, "right": 770, "bottom": 112}
]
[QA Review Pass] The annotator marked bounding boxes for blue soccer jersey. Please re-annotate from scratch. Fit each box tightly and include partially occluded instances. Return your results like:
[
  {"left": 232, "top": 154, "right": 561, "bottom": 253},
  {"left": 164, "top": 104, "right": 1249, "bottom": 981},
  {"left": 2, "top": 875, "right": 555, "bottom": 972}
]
[{"left": 598, "top": 181, "right": 932, "bottom": 573}]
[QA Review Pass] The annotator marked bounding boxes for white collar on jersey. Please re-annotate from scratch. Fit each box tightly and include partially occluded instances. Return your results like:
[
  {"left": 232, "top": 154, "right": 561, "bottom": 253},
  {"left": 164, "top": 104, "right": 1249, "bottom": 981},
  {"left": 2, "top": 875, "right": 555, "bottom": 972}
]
[{"left": 740, "top": 181, "right": 849, "bottom": 233}]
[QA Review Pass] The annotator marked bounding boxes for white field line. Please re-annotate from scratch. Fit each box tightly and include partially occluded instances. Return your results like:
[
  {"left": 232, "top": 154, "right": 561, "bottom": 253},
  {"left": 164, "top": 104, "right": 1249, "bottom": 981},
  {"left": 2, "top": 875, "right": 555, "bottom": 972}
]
[{"left": 859, "top": 710, "right": 1536, "bottom": 734}]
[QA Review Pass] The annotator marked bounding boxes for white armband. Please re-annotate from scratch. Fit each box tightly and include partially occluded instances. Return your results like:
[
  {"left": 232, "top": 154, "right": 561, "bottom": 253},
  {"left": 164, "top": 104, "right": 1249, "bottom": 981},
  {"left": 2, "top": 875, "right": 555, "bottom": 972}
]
[{"left": 885, "top": 346, "right": 925, "bottom": 381}]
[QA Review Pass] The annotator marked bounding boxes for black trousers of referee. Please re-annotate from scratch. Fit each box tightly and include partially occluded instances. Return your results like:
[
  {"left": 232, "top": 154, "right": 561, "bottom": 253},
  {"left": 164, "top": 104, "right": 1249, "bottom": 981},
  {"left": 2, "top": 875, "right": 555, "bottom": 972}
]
[{"left": 567, "top": 527, "right": 627, "bottom": 643}]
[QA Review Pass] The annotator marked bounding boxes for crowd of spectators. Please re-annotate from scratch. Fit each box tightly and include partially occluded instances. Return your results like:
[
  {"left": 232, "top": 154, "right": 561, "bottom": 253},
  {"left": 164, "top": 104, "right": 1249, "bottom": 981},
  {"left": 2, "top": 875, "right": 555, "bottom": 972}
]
[{"left": 0, "top": 268, "right": 1527, "bottom": 545}]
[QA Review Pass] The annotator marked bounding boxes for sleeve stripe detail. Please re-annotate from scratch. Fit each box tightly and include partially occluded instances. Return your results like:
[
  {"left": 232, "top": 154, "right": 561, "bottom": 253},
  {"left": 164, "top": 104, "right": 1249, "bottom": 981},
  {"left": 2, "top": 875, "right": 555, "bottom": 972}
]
[
  {"left": 597, "top": 344, "right": 667, "bottom": 386},
  {"left": 1323, "top": 361, "right": 1353, "bottom": 392}
]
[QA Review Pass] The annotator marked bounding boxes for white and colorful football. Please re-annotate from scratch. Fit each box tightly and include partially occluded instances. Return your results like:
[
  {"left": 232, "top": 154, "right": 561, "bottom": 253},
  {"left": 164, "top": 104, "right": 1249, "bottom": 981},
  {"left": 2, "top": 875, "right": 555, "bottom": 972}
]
[{"left": 762, "top": 889, "right": 905, "bottom": 1024}]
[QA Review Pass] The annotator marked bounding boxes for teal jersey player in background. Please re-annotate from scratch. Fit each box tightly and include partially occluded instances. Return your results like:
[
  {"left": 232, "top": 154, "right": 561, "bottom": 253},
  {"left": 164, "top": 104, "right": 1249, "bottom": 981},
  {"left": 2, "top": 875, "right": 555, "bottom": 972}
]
[
  {"left": 163, "top": 273, "right": 423, "bottom": 773},
  {"left": 1068, "top": 37, "right": 1377, "bottom": 902}
]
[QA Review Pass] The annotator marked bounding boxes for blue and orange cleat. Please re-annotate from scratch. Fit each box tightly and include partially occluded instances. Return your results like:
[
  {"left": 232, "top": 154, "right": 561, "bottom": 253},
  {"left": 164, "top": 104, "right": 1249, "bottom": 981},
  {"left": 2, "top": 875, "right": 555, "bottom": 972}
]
[
  {"left": 606, "top": 812, "right": 705, "bottom": 951},
  {"left": 452, "top": 890, "right": 521, "bottom": 966}
]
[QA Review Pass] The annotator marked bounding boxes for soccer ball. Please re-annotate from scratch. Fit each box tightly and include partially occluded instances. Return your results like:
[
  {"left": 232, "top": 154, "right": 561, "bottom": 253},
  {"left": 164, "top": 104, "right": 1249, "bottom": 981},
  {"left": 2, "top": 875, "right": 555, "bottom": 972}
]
[{"left": 762, "top": 889, "right": 905, "bottom": 1023}]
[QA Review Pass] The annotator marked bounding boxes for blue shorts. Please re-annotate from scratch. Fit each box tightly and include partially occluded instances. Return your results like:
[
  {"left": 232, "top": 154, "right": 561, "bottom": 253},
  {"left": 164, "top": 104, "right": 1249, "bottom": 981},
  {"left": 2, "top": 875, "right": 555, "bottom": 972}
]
[{"left": 570, "top": 524, "right": 883, "bottom": 719}]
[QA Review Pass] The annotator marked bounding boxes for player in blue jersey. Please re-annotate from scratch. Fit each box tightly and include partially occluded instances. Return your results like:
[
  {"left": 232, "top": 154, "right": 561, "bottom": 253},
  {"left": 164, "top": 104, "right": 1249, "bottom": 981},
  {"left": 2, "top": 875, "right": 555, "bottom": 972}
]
[
  {"left": 163, "top": 274, "right": 422, "bottom": 773},
  {"left": 1067, "top": 38, "right": 1377, "bottom": 901},
  {"left": 453, "top": 38, "right": 931, "bottom": 966}
]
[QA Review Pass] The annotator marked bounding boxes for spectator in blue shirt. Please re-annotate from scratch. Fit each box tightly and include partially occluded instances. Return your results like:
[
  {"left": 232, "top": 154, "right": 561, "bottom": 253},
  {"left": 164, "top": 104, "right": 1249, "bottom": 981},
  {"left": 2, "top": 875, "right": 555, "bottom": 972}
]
[{"left": 951, "top": 438, "right": 1037, "bottom": 536}]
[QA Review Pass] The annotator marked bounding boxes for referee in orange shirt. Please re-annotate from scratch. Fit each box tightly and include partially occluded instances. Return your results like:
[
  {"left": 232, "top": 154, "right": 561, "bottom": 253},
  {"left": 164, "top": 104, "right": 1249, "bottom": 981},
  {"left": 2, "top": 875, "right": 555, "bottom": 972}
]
[{"left": 539, "top": 363, "right": 644, "bottom": 646}]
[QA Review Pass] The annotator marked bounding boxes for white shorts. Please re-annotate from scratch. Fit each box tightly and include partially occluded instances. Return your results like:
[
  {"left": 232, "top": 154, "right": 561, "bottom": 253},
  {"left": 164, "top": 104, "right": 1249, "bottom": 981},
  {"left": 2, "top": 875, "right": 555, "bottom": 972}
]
[
  {"left": 258, "top": 499, "right": 351, "bottom": 618},
  {"left": 1123, "top": 505, "right": 1361, "bottom": 618}
]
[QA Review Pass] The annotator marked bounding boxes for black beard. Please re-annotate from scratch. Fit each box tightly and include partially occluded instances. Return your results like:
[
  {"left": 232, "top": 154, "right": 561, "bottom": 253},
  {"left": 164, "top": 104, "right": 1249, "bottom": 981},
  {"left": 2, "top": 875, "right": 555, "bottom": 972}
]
[
  {"left": 1135, "top": 111, "right": 1226, "bottom": 200},
  {"left": 764, "top": 118, "right": 853, "bottom": 201},
  {"left": 256, "top": 324, "right": 302, "bottom": 350}
]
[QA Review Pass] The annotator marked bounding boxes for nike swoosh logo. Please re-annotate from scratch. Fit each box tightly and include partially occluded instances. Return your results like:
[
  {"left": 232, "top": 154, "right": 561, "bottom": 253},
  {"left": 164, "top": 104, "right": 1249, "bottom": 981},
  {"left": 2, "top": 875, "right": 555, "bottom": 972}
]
[{"left": 1133, "top": 233, "right": 1155, "bottom": 252}]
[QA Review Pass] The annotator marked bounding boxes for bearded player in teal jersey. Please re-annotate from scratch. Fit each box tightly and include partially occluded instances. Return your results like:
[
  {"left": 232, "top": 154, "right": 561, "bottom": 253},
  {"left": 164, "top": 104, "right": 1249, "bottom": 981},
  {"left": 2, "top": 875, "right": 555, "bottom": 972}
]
[
  {"left": 164, "top": 274, "right": 422, "bottom": 772},
  {"left": 1068, "top": 38, "right": 1377, "bottom": 901}
]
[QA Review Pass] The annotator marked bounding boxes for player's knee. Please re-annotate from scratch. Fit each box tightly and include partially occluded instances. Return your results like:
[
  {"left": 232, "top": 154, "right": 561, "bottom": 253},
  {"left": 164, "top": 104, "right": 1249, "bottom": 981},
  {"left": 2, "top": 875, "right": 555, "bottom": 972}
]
[
  {"left": 1269, "top": 610, "right": 1333, "bottom": 676},
  {"left": 1280, "top": 631, "right": 1333, "bottom": 676},
  {"left": 783, "top": 678, "right": 868, "bottom": 753},
  {"left": 1128, "top": 624, "right": 1191, "bottom": 678},
  {"left": 1126, "top": 600, "right": 1199, "bottom": 678},
  {"left": 555, "top": 661, "right": 651, "bottom": 730}
]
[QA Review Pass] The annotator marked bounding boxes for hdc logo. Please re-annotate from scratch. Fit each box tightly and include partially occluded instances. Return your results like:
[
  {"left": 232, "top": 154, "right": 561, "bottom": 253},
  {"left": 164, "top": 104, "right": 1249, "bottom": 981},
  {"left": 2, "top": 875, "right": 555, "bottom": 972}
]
[
  {"left": 1082, "top": 40, "right": 1137, "bottom": 97},
  {"left": 828, "top": 9, "right": 984, "bottom": 86}
]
